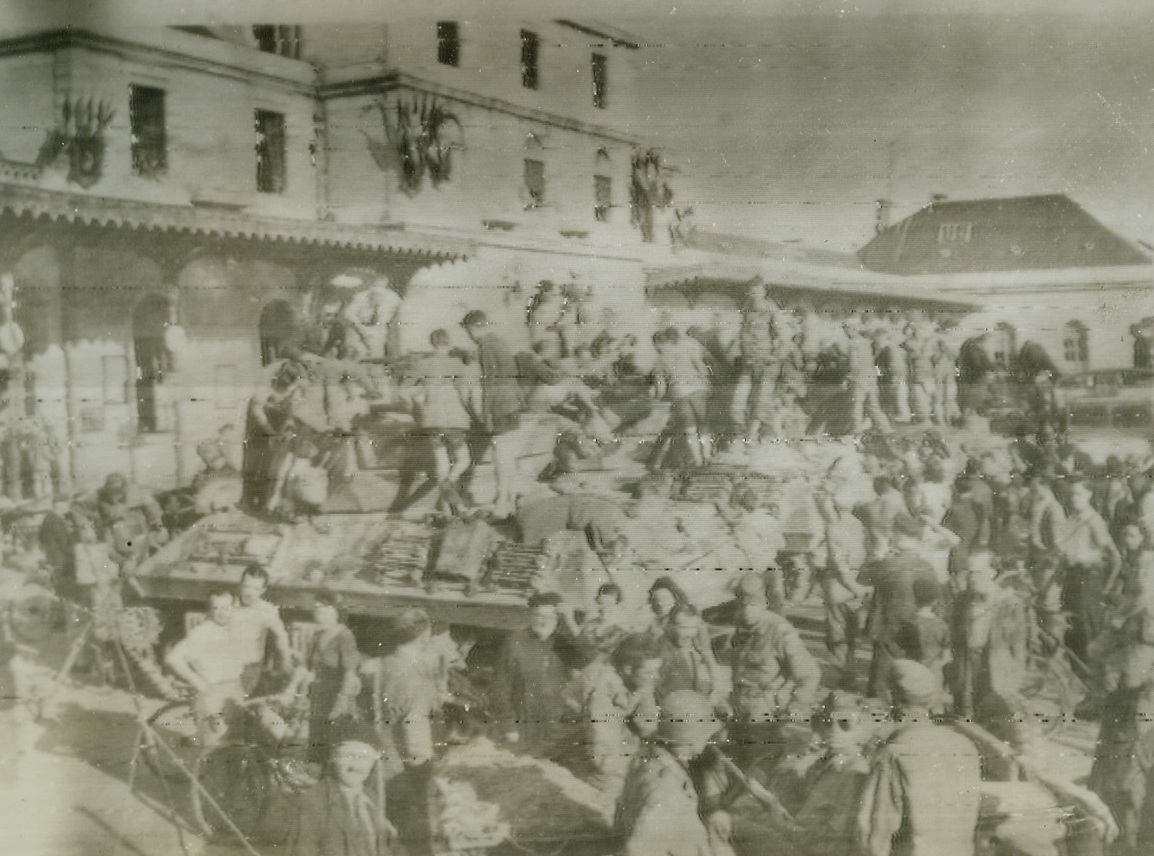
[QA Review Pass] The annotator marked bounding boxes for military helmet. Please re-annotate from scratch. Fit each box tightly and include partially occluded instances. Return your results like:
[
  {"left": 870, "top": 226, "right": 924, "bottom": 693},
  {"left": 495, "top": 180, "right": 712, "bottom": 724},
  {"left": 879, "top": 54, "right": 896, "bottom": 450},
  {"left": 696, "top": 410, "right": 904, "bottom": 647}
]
[{"left": 656, "top": 690, "right": 720, "bottom": 746}]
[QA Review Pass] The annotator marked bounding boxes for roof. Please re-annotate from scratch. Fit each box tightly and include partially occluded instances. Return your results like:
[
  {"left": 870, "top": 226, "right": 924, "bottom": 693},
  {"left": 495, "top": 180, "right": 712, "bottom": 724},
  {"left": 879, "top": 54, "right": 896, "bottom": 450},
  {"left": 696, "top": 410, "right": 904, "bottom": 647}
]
[
  {"left": 684, "top": 229, "right": 866, "bottom": 271},
  {"left": 859, "top": 194, "right": 1150, "bottom": 275},
  {"left": 0, "top": 183, "right": 468, "bottom": 259},
  {"left": 554, "top": 20, "right": 641, "bottom": 49},
  {"left": 644, "top": 257, "right": 978, "bottom": 312}
]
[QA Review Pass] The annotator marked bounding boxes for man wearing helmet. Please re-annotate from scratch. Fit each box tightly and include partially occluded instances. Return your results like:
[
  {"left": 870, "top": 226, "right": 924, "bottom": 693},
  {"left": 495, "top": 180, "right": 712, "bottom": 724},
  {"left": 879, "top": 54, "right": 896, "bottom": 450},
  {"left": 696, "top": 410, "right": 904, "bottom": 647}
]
[
  {"left": 727, "top": 572, "right": 822, "bottom": 766},
  {"left": 615, "top": 690, "right": 721, "bottom": 856},
  {"left": 857, "top": 659, "right": 982, "bottom": 856}
]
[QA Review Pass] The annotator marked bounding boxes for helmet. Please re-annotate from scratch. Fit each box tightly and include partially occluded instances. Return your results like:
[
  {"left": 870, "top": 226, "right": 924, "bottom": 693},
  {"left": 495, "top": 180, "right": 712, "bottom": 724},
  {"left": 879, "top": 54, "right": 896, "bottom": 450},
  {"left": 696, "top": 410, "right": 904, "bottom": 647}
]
[
  {"left": 461, "top": 310, "right": 489, "bottom": 328},
  {"left": 657, "top": 690, "right": 719, "bottom": 746},
  {"left": 733, "top": 572, "right": 768, "bottom": 604},
  {"left": 890, "top": 659, "right": 938, "bottom": 707}
]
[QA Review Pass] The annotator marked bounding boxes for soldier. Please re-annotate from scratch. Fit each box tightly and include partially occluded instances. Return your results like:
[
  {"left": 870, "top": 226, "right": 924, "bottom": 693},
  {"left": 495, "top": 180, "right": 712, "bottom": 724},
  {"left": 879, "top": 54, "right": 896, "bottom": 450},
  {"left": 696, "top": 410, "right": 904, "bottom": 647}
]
[
  {"left": 905, "top": 322, "right": 938, "bottom": 425},
  {"left": 932, "top": 328, "right": 962, "bottom": 425},
  {"left": 783, "top": 691, "right": 876, "bottom": 856},
  {"left": 857, "top": 660, "right": 983, "bottom": 856},
  {"left": 727, "top": 573, "right": 822, "bottom": 767},
  {"left": 731, "top": 280, "right": 780, "bottom": 443},
  {"left": 614, "top": 690, "right": 721, "bottom": 856},
  {"left": 844, "top": 319, "right": 890, "bottom": 434}
]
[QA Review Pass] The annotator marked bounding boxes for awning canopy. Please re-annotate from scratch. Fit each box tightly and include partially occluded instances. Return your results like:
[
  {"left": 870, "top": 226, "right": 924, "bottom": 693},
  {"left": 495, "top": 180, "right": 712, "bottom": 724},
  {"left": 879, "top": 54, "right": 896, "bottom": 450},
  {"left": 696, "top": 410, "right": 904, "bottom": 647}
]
[
  {"left": 644, "top": 257, "right": 979, "bottom": 312},
  {"left": 0, "top": 184, "right": 469, "bottom": 261}
]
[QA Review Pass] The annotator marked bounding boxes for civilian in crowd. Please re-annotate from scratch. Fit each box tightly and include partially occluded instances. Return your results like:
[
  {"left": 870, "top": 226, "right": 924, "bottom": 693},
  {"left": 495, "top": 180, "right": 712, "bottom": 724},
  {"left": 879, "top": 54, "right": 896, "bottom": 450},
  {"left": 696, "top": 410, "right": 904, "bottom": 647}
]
[
  {"left": 290, "top": 725, "right": 398, "bottom": 856},
  {"left": 491, "top": 592, "right": 577, "bottom": 758},
  {"left": 651, "top": 326, "right": 714, "bottom": 469},
  {"left": 232, "top": 564, "right": 294, "bottom": 696},
  {"left": 461, "top": 310, "right": 524, "bottom": 519},
  {"left": 293, "top": 591, "right": 360, "bottom": 764},
  {"left": 372, "top": 608, "right": 442, "bottom": 769},
  {"left": 858, "top": 514, "right": 939, "bottom": 705}
]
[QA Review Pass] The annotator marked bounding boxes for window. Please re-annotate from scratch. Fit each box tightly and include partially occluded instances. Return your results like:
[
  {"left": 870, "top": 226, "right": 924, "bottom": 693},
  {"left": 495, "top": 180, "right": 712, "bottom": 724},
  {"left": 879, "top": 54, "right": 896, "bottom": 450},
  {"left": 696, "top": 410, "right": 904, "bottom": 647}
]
[
  {"left": 521, "top": 30, "right": 540, "bottom": 89},
  {"left": 1063, "top": 321, "right": 1090, "bottom": 365},
  {"left": 255, "top": 110, "right": 286, "bottom": 194},
  {"left": 252, "top": 25, "right": 302, "bottom": 59},
  {"left": 129, "top": 85, "right": 167, "bottom": 178},
  {"left": 592, "top": 53, "right": 608, "bottom": 108},
  {"left": 936, "top": 222, "right": 973, "bottom": 243},
  {"left": 437, "top": 22, "right": 460, "bottom": 66},
  {"left": 594, "top": 175, "right": 612, "bottom": 222},
  {"left": 524, "top": 159, "right": 546, "bottom": 207}
]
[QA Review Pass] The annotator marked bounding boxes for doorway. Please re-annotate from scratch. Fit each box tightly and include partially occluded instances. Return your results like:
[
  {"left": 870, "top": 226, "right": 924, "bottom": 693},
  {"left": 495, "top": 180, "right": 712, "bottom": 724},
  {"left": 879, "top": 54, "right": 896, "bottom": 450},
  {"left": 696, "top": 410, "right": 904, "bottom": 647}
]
[
  {"left": 133, "top": 294, "right": 171, "bottom": 433},
  {"left": 259, "top": 299, "right": 296, "bottom": 366}
]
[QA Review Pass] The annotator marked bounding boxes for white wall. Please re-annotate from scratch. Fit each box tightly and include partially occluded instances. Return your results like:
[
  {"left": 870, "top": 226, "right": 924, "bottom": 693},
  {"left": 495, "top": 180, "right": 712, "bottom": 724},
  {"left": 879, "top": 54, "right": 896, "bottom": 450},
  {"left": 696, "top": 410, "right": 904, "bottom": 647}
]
[
  {"left": 308, "top": 20, "right": 638, "bottom": 133},
  {"left": 954, "top": 282, "right": 1154, "bottom": 371},
  {"left": 0, "top": 30, "right": 319, "bottom": 216},
  {"left": 323, "top": 84, "right": 636, "bottom": 243}
]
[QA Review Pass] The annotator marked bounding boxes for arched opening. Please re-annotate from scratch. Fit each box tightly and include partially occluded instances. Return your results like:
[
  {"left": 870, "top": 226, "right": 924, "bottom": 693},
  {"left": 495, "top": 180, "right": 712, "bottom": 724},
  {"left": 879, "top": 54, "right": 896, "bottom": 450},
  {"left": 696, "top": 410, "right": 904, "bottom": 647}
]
[
  {"left": 1063, "top": 320, "right": 1090, "bottom": 370},
  {"left": 1131, "top": 317, "right": 1154, "bottom": 369},
  {"left": 258, "top": 299, "right": 296, "bottom": 366},
  {"left": 594, "top": 148, "right": 613, "bottom": 223},
  {"left": 990, "top": 321, "right": 1017, "bottom": 369},
  {"left": 132, "top": 294, "right": 172, "bottom": 433}
]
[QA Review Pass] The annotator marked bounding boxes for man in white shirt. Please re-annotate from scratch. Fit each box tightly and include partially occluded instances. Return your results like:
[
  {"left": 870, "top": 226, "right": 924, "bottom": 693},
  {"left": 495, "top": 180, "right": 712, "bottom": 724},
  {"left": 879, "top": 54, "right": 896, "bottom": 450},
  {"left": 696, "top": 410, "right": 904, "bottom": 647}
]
[
  {"left": 165, "top": 590, "right": 248, "bottom": 739},
  {"left": 232, "top": 564, "right": 294, "bottom": 695}
]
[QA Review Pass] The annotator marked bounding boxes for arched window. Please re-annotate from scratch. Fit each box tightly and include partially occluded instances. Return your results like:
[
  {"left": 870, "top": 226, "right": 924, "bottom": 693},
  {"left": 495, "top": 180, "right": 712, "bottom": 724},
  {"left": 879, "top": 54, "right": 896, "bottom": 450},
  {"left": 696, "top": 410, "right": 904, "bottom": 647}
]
[
  {"left": 523, "top": 135, "right": 547, "bottom": 209},
  {"left": 259, "top": 300, "right": 296, "bottom": 366},
  {"left": 1063, "top": 320, "right": 1089, "bottom": 367},
  {"left": 594, "top": 148, "right": 613, "bottom": 223},
  {"left": 990, "top": 322, "right": 1017, "bottom": 368}
]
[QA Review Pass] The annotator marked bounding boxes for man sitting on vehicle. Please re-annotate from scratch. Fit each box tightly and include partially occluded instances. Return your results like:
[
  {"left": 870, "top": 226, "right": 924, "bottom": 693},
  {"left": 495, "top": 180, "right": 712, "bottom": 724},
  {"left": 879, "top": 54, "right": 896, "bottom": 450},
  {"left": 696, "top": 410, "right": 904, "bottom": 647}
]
[
  {"left": 96, "top": 472, "right": 168, "bottom": 568},
  {"left": 165, "top": 589, "right": 248, "bottom": 744}
]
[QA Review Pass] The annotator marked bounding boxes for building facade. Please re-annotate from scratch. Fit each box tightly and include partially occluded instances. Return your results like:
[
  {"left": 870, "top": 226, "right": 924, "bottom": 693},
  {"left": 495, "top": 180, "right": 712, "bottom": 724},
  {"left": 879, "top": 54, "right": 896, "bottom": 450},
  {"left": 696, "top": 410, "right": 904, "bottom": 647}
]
[
  {"left": 858, "top": 194, "right": 1154, "bottom": 374},
  {"left": 0, "top": 21, "right": 672, "bottom": 496}
]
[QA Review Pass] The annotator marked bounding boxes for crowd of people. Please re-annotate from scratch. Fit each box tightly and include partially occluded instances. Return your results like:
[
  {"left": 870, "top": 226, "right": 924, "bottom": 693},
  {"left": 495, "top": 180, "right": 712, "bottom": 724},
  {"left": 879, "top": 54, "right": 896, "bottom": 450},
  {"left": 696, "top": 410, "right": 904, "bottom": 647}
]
[
  {"left": 229, "top": 272, "right": 1073, "bottom": 530},
  {"left": 5, "top": 269, "right": 1148, "bottom": 856},
  {"left": 125, "top": 406, "right": 1154, "bottom": 855}
]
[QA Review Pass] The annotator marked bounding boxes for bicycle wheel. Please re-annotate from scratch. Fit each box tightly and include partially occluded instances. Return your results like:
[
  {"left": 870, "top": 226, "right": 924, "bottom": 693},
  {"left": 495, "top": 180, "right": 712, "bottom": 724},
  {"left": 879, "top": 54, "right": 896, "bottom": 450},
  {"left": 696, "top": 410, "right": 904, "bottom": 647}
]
[
  {"left": 141, "top": 701, "right": 199, "bottom": 783},
  {"left": 10, "top": 585, "right": 62, "bottom": 643},
  {"left": 191, "top": 744, "right": 271, "bottom": 840}
]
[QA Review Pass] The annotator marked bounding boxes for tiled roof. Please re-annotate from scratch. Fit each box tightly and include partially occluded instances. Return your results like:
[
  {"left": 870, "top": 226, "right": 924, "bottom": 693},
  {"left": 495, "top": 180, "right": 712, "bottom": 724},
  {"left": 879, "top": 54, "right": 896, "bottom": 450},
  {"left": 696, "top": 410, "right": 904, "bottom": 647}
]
[
  {"left": 859, "top": 194, "right": 1149, "bottom": 275},
  {"left": 0, "top": 184, "right": 468, "bottom": 259}
]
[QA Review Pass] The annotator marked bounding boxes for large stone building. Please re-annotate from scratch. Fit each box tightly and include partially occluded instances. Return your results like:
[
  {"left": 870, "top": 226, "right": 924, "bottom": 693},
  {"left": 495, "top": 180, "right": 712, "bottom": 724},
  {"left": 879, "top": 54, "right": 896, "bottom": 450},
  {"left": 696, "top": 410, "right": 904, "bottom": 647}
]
[
  {"left": 646, "top": 194, "right": 1154, "bottom": 378},
  {"left": 859, "top": 194, "right": 1154, "bottom": 374},
  {"left": 0, "top": 21, "right": 671, "bottom": 495}
]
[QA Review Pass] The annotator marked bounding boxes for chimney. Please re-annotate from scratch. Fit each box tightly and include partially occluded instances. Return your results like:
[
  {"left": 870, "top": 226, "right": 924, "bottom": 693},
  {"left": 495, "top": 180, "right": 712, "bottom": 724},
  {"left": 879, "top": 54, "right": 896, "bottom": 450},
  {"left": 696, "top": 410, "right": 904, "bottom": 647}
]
[
  {"left": 875, "top": 199, "right": 893, "bottom": 234},
  {"left": 930, "top": 193, "right": 948, "bottom": 206}
]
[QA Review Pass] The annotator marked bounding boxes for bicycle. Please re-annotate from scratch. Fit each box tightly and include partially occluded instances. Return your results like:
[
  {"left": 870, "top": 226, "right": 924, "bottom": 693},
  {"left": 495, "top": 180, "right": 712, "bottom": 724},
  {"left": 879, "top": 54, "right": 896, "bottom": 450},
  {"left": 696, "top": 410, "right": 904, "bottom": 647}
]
[
  {"left": 996, "top": 569, "right": 1089, "bottom": 737},
  {"left": 141, "top": 690, "right": 316, "bottom": 841}
]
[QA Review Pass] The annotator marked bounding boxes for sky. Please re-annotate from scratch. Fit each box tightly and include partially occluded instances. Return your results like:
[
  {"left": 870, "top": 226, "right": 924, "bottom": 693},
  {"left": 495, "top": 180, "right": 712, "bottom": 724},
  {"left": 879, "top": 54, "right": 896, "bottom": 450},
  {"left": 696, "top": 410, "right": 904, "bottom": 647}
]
[
  {"left": 17, "top": 0, "right": 1154, "bottom": 252},
  {"left": 620, "top": 8, "right": 1154, "bottom": 251}
]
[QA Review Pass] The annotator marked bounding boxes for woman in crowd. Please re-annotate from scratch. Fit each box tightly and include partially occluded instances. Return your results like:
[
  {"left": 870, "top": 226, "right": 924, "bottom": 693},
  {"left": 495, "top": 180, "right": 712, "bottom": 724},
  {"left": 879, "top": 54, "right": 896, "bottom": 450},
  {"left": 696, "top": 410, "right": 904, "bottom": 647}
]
[{"left": 292, "top": 591, "right": 361, "bottom": 763}]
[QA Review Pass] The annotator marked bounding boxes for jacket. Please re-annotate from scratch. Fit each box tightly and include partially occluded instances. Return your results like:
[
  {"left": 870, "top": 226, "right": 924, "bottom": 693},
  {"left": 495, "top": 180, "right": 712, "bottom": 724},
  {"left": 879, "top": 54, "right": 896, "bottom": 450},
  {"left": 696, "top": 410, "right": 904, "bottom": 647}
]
[{"left": 290, "top": 777, "right": 394, "bottom": 856}]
